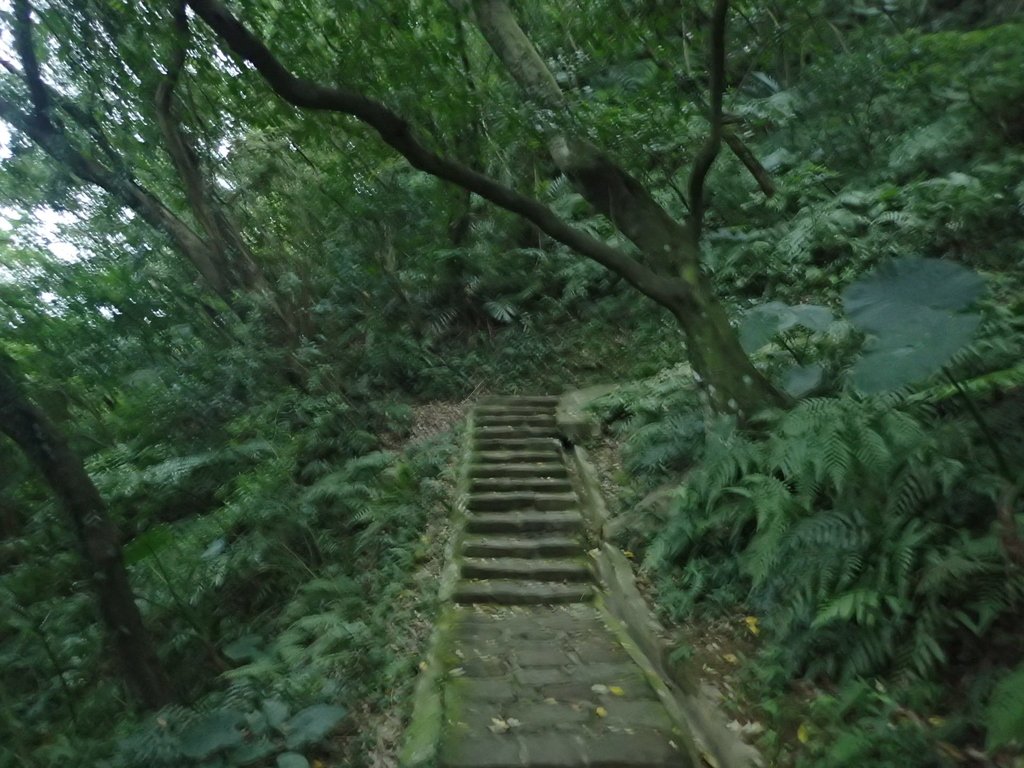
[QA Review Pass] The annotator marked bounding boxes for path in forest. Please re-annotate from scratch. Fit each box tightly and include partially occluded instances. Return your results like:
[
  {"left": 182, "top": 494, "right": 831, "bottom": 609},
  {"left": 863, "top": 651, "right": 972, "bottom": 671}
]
[{"left": 402, "top": 396, "right": 697, "bottom": 768}]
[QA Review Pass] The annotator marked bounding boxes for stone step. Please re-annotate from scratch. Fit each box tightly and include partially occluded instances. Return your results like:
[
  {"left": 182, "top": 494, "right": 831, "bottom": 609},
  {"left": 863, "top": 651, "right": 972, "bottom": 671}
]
[
  {"left": 473, "top": 438, "right": 562, "bottom": 453},
  {"left": 465, "top": 511, "right": 583, "bottom": 534},
  {"left": 453, "top": 579, "right": 594, "bottom": 605},
  {"left": 468, "top": 462, "right": 568, "bottom": 479},
  {"left": 473, "top": 450, "right": 563, "bottom": 465},
  {"left": 439, "top": 731, "right": 683, "bottom": 767},
  {"left": 468, "top": 492, "right": 577, "bottom": 513},
  {"left": 475, "top": 404, "right": 554, "bottom": 416},
  {"left": 475, "top": 425, "right": 561, "bottom": 440},
  {"left": 461, "top": 557, "right": 591, "bottom": 582},
  {"left": 462, "top": 534, "right": 582, "bottom": 558},
  {"left": 476, "top": 410, "right": 556, "bottom": 422},
  {"left": 476, "top": 417, "right": 558, "bottom": 431},
  {"left": 478, "top": 395, "right": 560, "bottom": 407},
  {"left": 470, "top": 477, "right": 573, "bottom": 494}
]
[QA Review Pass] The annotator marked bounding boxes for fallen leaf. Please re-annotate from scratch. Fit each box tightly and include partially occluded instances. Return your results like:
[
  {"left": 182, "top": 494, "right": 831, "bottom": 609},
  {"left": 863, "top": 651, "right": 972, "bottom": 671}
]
[
  {"left": 595, "top": 706, "right": 608, "bottom": 718},
  {"left": 744, "top": 616, "right": 760, "bottom": 636},
  {"left": 797, "top": 723, "right": 811, "bottom": 744},
  {"left": 418, "top": 661, "right": 428, "bottom": 672},
  {"left": 722, "top": 653, "right": 739, "bottom": 665},
  {"left": 590, "top": 684, "right": 609, "bottom": 694},
  {"left": 488, "top": 718, "right": 510, "bottom": 734},
  {"left": 623, "top": 550, "right": 635, "bottom": 559},
  {"left": 608, "top": 686, "right": 625, "bottom": 696}
]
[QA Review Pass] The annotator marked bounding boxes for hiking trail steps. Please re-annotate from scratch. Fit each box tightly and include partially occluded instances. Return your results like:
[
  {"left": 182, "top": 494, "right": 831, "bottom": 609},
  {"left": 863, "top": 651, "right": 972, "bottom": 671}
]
[{"left": 404, "top": 395, "right": 699, "bottom": 768}]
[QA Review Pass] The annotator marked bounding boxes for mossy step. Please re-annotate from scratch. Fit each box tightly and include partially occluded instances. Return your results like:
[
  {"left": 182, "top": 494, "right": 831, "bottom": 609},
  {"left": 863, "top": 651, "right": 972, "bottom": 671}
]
[
  {"left": 468, "top": 492, "right": 577, "bottom": 512},
  {"left": 461, "top": 557, "right": 591, "bottom": 582},
  {"left": 468, "top": 462, "right": 568, "bottom": 479},
  {"left": 465, "top": 511, "right": 583, "bottom": 534},
  {"left": 470, "top": 477, "right": 573, "bottom": 494},
  {"left": 475, "top": 425, "right": 561, "bottom": 440},
  {"left": 473, "top": 437, "right": 562, "bottom": 452},
  {"left": 475, "top": 417, "right": 557, "bottom": 430},
  {"left": 452, "top": 579, "right": 594, "bottom": 605},
  {"left": 478, "top": 395, "right": 560, "bottom": 407},
  {"left": 473, "top": 450, "right": 563, "bottom": 464},
  {"left": 475, "top": 404, "right": 554, "bottom": 416},
  {"left": 462, "top": 534, "right": 581, "bottom": 558}
]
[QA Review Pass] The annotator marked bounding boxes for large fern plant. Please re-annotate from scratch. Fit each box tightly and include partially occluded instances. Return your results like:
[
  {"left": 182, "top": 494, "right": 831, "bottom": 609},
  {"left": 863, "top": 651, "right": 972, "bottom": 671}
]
[{"left": 647, "top": 396, "right": 1022, "bottom": 681}]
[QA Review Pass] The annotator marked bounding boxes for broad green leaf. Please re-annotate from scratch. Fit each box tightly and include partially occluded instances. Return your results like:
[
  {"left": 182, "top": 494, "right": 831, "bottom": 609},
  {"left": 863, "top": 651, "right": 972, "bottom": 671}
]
[
  {"left": 986, "top": 664, "right": 1024, "bottom": 749},
  {"left": 842, "top": 257, "right": 985, "bottom": 392},
  {"left": 262, "top": 697, "right": 291, "bottom": 730},
  {"left": 842, "top": 256, "right": 984, "bottom": 326},
  {"left": 180, "top": 710, "right": 247, "bottom": 759},
  {"left": 230, "top": 738, "right": 276, "bottom": 766},
  {"left": 740, "top": 302, "right": 833, "bottom": 352},
  {"left": 283, "top": 704, "right": 347, "bottom": 749},
  {"left": 224, "top": 635, "right": 264, "bottom": 662},
  {"left": 782, "top": 364, "right": 824, "bottom": 398},
  {"left": 850, "top": 312, "right": 980, "bottom": 392},
  {"left": 123, "top": 524, "right": 174, "bottom": 565}
]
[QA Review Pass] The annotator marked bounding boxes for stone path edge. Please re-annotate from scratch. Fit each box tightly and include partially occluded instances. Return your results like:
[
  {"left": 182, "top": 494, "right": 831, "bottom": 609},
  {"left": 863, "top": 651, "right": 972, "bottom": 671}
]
[
  {"left": 400, "top": 411, "right": 476, "bottom": 768},
  {"left": 559, "top": 403, "right": 763, "bottom": 768}
]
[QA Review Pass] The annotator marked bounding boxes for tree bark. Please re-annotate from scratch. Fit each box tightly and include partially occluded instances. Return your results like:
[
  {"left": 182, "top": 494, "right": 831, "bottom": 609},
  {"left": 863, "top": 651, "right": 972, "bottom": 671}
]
[
  {"left": 0, "top": 359, "right": 170, "bottom": 710},
  {"left": 467, "top": 0, "right": 785, "bottom": 413}
]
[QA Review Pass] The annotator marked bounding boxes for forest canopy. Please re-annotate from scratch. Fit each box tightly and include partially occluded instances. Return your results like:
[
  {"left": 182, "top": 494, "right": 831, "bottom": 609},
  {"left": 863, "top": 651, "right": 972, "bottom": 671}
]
[{"left": 1, "top": 0, "right": 1023, "bottom": 766}]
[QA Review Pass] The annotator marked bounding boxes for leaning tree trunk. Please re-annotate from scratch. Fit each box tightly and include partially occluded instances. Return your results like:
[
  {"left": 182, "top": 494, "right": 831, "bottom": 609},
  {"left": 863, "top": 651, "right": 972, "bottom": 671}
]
[
  {"left": 185, "top": 0, "right": 786, "bottom": 416},
  {"left": 0, "top": 360, "right": 170, "bottom": 710},
  {"left": 468, "top": 0, "right": 785, "bottom": 416}
]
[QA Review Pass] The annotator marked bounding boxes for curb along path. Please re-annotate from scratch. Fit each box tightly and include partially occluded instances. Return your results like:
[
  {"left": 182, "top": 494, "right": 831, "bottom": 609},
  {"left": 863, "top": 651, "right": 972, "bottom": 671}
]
[{"left": 402, "top": 396, "right": 696, "bottom": 768}]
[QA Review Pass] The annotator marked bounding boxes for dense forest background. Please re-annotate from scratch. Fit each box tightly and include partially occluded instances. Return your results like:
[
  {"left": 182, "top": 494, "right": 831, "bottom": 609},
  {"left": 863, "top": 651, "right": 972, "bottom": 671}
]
[{"left": 1, "top": 0, "right": 1022, "bottom": 766}]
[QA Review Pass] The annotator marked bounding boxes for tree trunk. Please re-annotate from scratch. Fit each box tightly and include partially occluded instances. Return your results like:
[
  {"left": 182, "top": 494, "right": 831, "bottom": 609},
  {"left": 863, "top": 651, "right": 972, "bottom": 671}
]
[
  {"left": 0, "top": 359, "right": 170, "bottom": 710},
  {"left": 187, "top": 0, "right": 787, "bottom": 415},
  {"left": 468, "top": 0, "right": 786, "bottom": 415}
]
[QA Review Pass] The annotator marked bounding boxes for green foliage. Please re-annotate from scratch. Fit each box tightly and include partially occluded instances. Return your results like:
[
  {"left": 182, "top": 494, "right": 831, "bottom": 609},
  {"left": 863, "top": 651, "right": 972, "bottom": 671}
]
[
  {"left": 113, "top": 699, "right": 346, "bottom": 767},
  {"left": 985, "top": 663, "right": 1024, "bottom": 750},
  {"left": 842, "top": 257, "right": 985, "bottom": 392}
]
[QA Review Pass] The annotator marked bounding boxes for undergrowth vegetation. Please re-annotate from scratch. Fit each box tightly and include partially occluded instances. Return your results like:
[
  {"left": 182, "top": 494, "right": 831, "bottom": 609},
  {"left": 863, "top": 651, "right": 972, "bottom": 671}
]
[{"left": 2, "top": 0, "right": 1023, "bottom": 765}]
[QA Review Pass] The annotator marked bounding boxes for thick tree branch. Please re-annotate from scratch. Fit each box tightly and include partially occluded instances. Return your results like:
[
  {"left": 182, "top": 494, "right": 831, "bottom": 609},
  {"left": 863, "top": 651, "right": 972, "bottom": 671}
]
[
  {"left": 185, "top": 0, "right": 685, "bottom": 308},
  {"left": 0, "top": 92, "right": 232, "bottom": 297},
  {"left": 465, "top": 0, "right": 697, "bottom": 274},
  {"left": 11, "top": 0, "right": 52, "bottom": 124},
  {"left": 688, "top": 0, "right": 729, "bottom": 237}
]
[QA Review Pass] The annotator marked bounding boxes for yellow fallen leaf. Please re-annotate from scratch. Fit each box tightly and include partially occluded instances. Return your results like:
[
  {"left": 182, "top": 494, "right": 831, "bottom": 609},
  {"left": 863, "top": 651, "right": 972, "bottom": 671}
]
[
  {"left": 609, "top": 686, "right": 625, "bottom": 696},
  {"left": 722, "top": 653, "right": 739, "bottom": 665},
  {"left": 595, "top": 706, "right": 608, "bottom": 718},
  {"left": 488, "top": 717, "right": 510, "bottom": 734},
  {"left": 418, "top": 660, "right": 428, "bottom": 671},
  {"left": 744, "top": 616, "right": 760, "bottom": 636},
  {"left": 623, "top": 550, "right": 635, "bottom": 559},
  {"left": 928, "top": 716, "right": 945, "bottom": 727},
  {"left": 797, "top": 723, "right": 811, "bottom": 744}
]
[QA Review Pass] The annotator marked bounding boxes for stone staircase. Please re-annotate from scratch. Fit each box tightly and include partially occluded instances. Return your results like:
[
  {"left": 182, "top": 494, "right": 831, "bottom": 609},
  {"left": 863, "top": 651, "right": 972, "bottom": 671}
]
[{"left": 428, "top": 396, "right": 692, "bottom": 767}]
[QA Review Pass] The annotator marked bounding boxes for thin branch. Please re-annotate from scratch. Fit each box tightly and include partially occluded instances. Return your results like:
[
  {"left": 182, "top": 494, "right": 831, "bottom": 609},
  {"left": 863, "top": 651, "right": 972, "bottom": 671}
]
[
  {"left": 688, "top": 0, "right": 729, "bottom": 237},
  {"left": 723, "top": 130, "right": 775, "bottom": 197},
  {"left": 185, "top": 0, "right": 685, "bottom": 309}
]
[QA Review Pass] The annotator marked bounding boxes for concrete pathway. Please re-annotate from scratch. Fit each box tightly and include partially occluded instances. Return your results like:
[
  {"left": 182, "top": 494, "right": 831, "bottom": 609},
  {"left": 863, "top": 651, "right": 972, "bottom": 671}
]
[{"left": 423, "top": 396, "right": 693, "bottom": 767}]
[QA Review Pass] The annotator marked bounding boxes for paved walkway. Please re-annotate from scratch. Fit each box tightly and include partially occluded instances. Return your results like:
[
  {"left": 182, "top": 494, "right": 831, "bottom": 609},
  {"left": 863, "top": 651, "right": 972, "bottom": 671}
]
[{"left": 432, "top": 396, "right": 692, "bottom": 767}]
